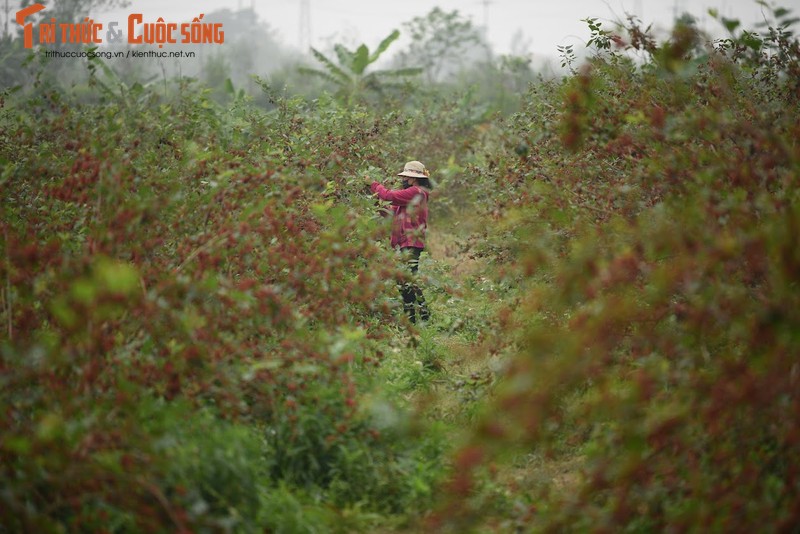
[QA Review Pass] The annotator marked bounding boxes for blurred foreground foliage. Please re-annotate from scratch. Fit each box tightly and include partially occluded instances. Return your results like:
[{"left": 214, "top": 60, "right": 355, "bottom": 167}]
[
  {"left": 1, "top": 4, "right": 799, "bottom": 533},
  {"left": 434, "top": 6, "right": 800, "bottom": 532}
]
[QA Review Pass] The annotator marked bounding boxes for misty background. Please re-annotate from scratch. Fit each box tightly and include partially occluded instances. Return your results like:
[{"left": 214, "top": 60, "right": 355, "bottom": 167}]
[
  {"left": 0, "top": 0, "right": 787, "bottom": 107},
  {"left": 95, "top": 0, "right": 771, "bottom": 56}
]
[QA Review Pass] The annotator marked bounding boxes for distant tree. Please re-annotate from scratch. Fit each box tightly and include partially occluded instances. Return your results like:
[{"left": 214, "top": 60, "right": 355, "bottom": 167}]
[
  {"left": 510, "top": 29, "right": 533, "bottom": 58},
  {"left": 203, "top": 50, "right": 232, "bottom": 103},
  {"left": 299, "top": 30, "right": 421, "bottom": 102},
  {"left": 0, "top": 32, "right": 32, "bottom": 90},
  {"left": 198, "top": 9, "right": 285, "bottom": 76},
  {"left": 394, "top": 7, "right": 491, "bottom": 83}
]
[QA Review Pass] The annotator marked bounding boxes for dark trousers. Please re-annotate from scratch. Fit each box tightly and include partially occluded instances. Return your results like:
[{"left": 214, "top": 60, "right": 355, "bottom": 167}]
[{"left": 399, "top": 247, "right": 429, "bottom": 324}]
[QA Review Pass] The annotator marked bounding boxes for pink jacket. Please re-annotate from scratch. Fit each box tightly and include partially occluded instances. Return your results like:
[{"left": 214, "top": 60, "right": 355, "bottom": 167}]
[{"left": 370, "top": 182, "right": 429, "bottom": 249}]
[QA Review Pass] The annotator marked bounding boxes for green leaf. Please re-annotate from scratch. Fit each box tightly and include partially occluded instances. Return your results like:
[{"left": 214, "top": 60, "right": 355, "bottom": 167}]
[
  {"left": 742, "top": 34, "right": 763, "bottom": 51},
  {"left": 51, "top": 297, "right": 78, "bottom": 328},
  {"left": 95, "top": 258, "right": 140, "bottom": 296},
  {"left": 352, "top": 44, "right": 370, "bottom": 75},
  {"left": 308, "top": 48, "right": 351, "bottom": 86},
  {"left": 369, "top": 29, "right": 400, "bottom": 63},
  {"left": 774, "top": 7, "right": 790, "bottom": 18},
  {"left": 311, "top": 201, "right": 333, "bottom": 218},
  {"left": 334, "top": 44, "right": 355, "bottom": 71},
  {"left": 70, "top": 278, "right": 97, "bottom": 304},
  {"left": 377, "top": 67, "right": 424, "bottom": 78},
  {"left": 722, "top": 17, "right": 741, "bottom": 33},
  {"left": 298, "top": 66, "right": 339, "bottom": 86},
  {"left": 3, "top": 436, "right": 31, "bottom": 454},
  {"left": 342, "top": 327, "right": 366, "bottom": 341}
]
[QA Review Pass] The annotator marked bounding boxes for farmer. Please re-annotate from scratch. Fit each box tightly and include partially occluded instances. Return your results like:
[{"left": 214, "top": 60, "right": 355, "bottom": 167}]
[{"left": 367, "top": 161, "right": 432, "bottom": 324}]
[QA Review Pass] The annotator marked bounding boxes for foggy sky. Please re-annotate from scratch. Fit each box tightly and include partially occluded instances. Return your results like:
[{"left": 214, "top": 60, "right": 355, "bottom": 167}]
[{"left": 97, "top": 0, "right": 787, "bottom": 59}]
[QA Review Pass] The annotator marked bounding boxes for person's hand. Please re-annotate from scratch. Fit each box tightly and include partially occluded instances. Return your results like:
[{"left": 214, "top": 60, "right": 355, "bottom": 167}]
[{"left": 364, "top": 174, "right": 376, "bottom": 186}]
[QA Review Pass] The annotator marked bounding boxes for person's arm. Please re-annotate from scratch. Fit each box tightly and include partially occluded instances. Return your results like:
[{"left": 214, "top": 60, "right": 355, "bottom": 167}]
[{"left": 370, "top": 182, "right": 420, "bottom": 206}]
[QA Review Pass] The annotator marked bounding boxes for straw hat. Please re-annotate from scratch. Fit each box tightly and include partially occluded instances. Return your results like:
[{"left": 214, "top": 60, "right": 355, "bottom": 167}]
[{"left": 397, "top": 160, "right": 430, "bottom": 178}]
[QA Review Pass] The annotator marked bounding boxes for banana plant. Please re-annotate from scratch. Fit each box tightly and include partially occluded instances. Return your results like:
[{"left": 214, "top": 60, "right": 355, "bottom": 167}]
[{"left": 299, "top": 30, "right": 421, "bottom": 101}]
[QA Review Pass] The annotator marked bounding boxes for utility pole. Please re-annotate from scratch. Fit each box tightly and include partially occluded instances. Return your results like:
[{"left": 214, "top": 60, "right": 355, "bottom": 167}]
[
  {"left": 479, "top": 0, "right": 492, "bottom": 30},
  {"left": 477, "top": 0, "right": 493, "bottom": 61},
  {"left": 4, "top": 0, "right": 11, "bottom": 39},
  {"left": 299, "top": 0, "right": 311, "bottom": 52}
]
